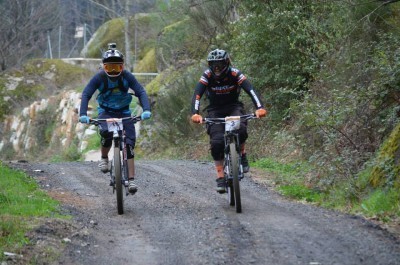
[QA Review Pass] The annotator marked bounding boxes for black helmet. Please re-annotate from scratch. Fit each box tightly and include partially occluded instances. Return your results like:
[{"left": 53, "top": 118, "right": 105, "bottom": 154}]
[
  {"left": 102, "top": 43, "right": 124, "bottom": 77},
  {"left": 207, "top": 49, "right": 230, "bottom": 78},
  {"left": 102, "top": 49, "right": 124, "bottom": 63}
]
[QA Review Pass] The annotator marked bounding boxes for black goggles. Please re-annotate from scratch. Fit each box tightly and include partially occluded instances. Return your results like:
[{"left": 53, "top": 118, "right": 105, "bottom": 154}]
[{"left": 209, "top": 61, "right": 226, "bottom": 70}]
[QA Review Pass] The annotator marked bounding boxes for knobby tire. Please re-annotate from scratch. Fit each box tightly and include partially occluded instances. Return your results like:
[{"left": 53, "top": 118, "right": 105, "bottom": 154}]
[
  {"left": 229, "top": 178, "right": 235, "bottom": 206},
  {"left": 123, "top": 159, "right": 129, "bottom": 191},
  {"left": 229, "top": 142, "right": 241, "bottom": 213},
  {"left": 114, "top": 145, "right": 124, "bottom": 215},
  {"left": 226, "top": 156, "right": 235, "bottom": 206}
]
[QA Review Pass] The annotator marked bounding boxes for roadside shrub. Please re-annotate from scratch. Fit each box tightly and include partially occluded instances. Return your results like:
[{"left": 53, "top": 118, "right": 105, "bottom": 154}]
[
  {"left": 61, "top": 138, "right": 82, "bottom": 161},
  {"left": 360, "top": 188, "right": 400, "bottom": 219},
  {"left": 153, "top": 65, "right": 203, "bottom": 145},
  {"left": 289, "top": 5, "right": 400, "bottom": 186}
]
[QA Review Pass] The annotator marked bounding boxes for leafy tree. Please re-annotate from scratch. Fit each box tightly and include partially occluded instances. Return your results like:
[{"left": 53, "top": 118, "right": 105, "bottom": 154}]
[{"left": 230, "top": 1, "right": 348, "bottom": 121}]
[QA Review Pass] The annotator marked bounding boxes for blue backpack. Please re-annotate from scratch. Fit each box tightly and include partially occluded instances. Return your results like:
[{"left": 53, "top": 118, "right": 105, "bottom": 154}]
[{"left": 96, "top": 71, "right": 132, "bottom": 112}]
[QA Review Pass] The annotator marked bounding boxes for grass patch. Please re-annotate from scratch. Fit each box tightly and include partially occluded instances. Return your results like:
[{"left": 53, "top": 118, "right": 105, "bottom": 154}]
[
  {"left": 252, "top": 157, "right": 312, "bottom": 185},
  {"left": 23, "top": 59, "right": 92, "bottom": 88},
  {"left": 252, "top": 157, "right": 322, "bottom": 203},
  {"left": 0, "top": 162, "right": 64, "bottom": 259},
  {"left": 359, "top": 188, "right": 400, "bottom": 220},
  {"left": 83, "top": 133, "right": 101, "bottom": 153},
  {"left": 278, "top": 185, "right": 322, "bottom": 203},
  {"left": 253, "top": 157, "right": 400, "bottom": 222}
]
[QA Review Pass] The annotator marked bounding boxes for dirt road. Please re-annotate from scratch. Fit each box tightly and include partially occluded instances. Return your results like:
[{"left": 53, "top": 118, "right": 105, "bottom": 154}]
[{"left": 6, "top": 160, "right": 400, "bottom": 265}]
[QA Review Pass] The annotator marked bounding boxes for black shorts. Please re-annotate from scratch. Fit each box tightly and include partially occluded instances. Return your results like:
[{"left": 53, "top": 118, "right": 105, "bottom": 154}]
[
  {"left": 206, "top": 104, "right": 248, "bottom": 159},
  {"left": 97, "top": 111, "right": 136, "bottom": 147}
]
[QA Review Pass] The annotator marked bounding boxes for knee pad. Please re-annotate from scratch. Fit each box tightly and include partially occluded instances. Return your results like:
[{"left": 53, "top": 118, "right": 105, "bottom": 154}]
[
  {"left": 101, "top": 137, "right": 112, "bottom": 148},
  {"left": 210, "top": 140, "right": 224, "bottom": 161},
  {"left": 126, "top": 144, "right": 135, "bottom": 159},
  {"left": 239, "top": 130, "right": 248, "bottom": 144},
  {"left": 99, "top": 129, "right": 113, "bottom": 148}
]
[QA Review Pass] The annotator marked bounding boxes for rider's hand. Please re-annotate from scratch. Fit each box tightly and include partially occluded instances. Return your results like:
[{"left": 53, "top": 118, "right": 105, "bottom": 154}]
[
  {"left": 79, "top": 115, "right": 90, "bottom": 124},
  {"left": 141, "top": 110, "right": 152, "bottom": 120},
  {"left": 191, "top": 114, "right": 203, "bottom": 124},
  {"left": 255, "top": 108, "right": 267, "bottom": 118}
]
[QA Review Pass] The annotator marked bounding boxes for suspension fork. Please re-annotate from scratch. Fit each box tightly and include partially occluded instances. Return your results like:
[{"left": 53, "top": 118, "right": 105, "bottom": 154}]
[
  {"left": 224, "top": 132, "right": 240, "bottom": 153},
  {"left": 121, "top": 129, "right": 127, "bottom": 161},
  {"left": 230, "top": 132, "right": 243, "bottom": 179},
  {"left": 235, "top": 133, "right": 244, "bottom": 178},
  {"left": 234, "top": 133, "right": 240, "bottom": 153},
  {"left": 121, "top": 129, "right": 130, "bottom": 187},
  {"left": 223, "top": 133, "right": 235, "bottom": 178}
]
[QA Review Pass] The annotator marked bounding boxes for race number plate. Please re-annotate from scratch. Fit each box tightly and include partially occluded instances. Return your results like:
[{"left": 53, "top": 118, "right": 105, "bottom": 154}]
[
  {"left": 225, "top": 116, "right": 240, "bottom": 132},
  {"left": 106, "top": 119, "right": 123, "bottom": 132}
]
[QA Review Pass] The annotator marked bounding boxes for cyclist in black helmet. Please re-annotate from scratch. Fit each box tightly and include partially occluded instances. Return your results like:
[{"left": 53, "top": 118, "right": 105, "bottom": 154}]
[
  {"left": 191, "top": 49, "right": 267, "bottom": 193},
  {"left": 79, "top": 43, "right": 152, "bottom": 194}
]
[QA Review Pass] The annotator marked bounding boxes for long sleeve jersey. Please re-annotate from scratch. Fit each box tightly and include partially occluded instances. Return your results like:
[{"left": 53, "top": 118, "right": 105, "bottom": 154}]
[
  {"left": 191, "top": 67, "right": 264, "bottom": 114},
  {"left": 80, "top": 70, "right": 151, "bottom": 116}
]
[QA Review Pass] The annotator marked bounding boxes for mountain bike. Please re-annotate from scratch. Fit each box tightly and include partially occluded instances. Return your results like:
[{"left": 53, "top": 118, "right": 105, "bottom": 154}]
[
  {"left": 203, "top": 114, "right": 256, "bottom": 213},
  {"left": 89, "top": 115, "right": 141, "bottom": 215}
]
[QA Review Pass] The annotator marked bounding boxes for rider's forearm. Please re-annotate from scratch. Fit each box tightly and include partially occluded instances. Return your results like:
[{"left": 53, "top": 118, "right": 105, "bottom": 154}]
[
  {"left": 137, "top": 92, "right": 151, "bottom": 112},
  {"left": 79, "top": 93, "right": 92, "bottom": 116},
  {"left": 127, "top": 74, "right": 151, "bottom": 111},
  {"left": 80, "top": 76, "right": 100, "bottom": 115},
  {"left": 191, "top": 83, "right": 206, "bottom": 114},
  {"left": 241, "top": 79, "right": 264, "bottom": 109}
]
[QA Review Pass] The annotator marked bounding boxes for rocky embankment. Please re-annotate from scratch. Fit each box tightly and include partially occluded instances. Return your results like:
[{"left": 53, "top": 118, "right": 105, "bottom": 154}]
[{"left": 0, "top": 59, "right": 99, "bottom": 161}]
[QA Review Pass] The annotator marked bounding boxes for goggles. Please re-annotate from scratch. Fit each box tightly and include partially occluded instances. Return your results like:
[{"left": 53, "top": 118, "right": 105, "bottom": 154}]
[
  {"left": 104, "top": 63, "right": 124, "bottom": 76},
  {"left": 209, "top": 61, "right": 227, "bottom": 75}
]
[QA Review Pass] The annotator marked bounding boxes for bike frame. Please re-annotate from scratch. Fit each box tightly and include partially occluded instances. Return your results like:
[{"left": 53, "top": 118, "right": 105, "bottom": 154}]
[
  {"left": 203, "top": 114, "right": 256, "bottom": 213},
  {"left": 90, "top": 116, "right": 140, "bottom": 215}
]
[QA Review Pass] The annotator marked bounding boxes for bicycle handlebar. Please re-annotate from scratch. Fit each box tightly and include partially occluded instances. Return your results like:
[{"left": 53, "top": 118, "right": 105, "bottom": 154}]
[
  {"left": 202, "top": 113, "right": 256, "bottom": 124},
  {"left": 88, "top": 115, "right": 141, "bottom": 126}
]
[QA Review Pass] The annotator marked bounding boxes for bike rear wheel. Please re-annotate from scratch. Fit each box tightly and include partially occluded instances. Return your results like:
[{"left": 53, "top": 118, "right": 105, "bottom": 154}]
[
  {"left": 229, "top": 142, "right": 241, "bottom": 213},
  {"left": 114, "top": 145, "right": 124, "bottom": 215}
]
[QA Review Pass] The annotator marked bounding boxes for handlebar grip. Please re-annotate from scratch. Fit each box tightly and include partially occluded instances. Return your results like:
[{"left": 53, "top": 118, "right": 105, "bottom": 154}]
[{"left": 88, "top": 119, "right": 98, "bottom": 125}]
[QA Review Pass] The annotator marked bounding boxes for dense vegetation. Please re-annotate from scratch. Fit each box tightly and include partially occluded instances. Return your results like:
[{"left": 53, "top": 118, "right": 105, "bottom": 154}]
[
  {"left": 0, "top": 0, "right": 398, "bottom": 221},
  {"left": 142, "top": 0, "right": 400, "bottom": 220}
]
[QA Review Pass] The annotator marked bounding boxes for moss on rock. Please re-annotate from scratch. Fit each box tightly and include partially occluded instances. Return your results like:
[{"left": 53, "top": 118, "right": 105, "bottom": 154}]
[
  {"left": 134, "top": 48, "right": 157, "bottom": 73},
  {"left": 369, "top": 123, "right": 400, "bottom": 188}
]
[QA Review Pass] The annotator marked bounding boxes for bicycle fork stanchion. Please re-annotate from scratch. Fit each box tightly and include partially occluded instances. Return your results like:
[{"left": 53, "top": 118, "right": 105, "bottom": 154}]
[{"left": 121, "top": 131, "right": 130, "bottom": 196}]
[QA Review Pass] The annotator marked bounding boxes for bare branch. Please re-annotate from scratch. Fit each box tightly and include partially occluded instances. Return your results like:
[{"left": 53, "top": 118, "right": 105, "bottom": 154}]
[{"left": 85, "top": 0, "right": 121, "bottom": 17}]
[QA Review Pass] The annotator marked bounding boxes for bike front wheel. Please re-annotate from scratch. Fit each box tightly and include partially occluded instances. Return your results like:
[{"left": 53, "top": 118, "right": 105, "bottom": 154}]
[
  {"left": 114, "top": 146, "right": 124, "bottom": 215},
  {"left": 229, "top": 142, "right": 241, "bottom": 213}
]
